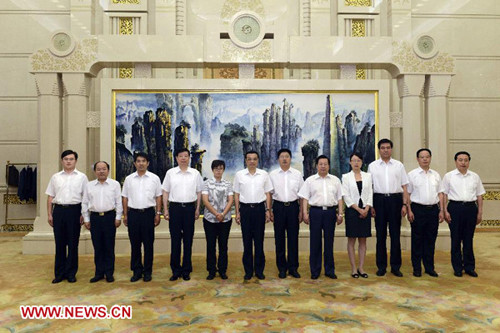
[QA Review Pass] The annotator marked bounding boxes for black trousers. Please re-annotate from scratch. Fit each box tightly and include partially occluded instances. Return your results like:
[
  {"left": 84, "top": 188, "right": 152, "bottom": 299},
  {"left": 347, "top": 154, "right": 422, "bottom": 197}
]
[
  {"left": 240, "top": 202, "right": 266, "bottom": 277},
  {"left": 127, "top": 208, "right": 155, "bottom": 276},
  {"left": 203, "top": 218, "right": 232, "bottom": 274},
  {"left": 410, "top": 203, "right": 439, "bottom": 273},
  {"left": 373, "top": 193, "right": 403, "bottom": 272},
  {"left": 447, "top": 201, "right": 478, "bottom": 273},
  {"left": 169, "top": 203, "right": 195, "bottom": 276},
  {"left": 90, "top": 211, "right": 116, "bottom": 277},
  {"left": 53, "top": 204, "right": 81, "bottom": 279},
  {"left": 309, "top": 206, "right": 337, "bottom": 276},
  {"left": 272, "top": 200, "right": 300, "bottom": 273}
]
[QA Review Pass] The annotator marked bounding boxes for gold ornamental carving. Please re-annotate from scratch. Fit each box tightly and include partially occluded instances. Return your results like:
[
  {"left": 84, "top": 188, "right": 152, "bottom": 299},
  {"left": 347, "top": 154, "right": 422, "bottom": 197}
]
[
  {"left": 392, "top": 41, "right": 455, "bottom": 73},
  {"left": 3, "top": 194, "right": 35, "bottom": 205},
  {"left": 478, "top": 220, "right": 500, "bottom": 227},
  {"left": 221, "top": 40, "right": 271, "bottom": 62},
  {"left": 119, "top": 63, "right": 134, "bottom": 79},
  {"left": 345, "top": 0, "right": 371, "bottom": 7},
  {"left": 221, "top": 0, "right": 265, "bottom": 21},
  {"left": 356, "top": 68, "right": 367, "bottom": 80},
  {"left": 0, "top": 224, "right": 33, "bottom": 232},
  {"left": 351, "top": 19, "right": 366, "bottom": 37},
  {"left": 119, "top": 17, "right": 134, "bottom": 35},
  {"left": 31, "top": 38, "right": 97, "bottom": 72},
  {"left": 113, "top": 0, "right": 140, "bottom": 4},
  {"left": 484, "top": 191, "right": 500, "bottom": 200}
]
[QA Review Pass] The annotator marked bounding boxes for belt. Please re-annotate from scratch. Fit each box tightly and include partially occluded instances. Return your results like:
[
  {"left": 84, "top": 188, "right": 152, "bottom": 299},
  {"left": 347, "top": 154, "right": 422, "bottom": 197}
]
[
  {"left": 240, "top": 201, "right": 265, "bottom": 208},
  {"left": 54, "top": 203, "right": 81, "bottom": 208},
  {"left": 128, "top": 207, "right": 155, "bottom": 213},
  {"left": 411, "top": 203, "right": 439, "bottom": 209},
  {"left": 310, "top": 205, "right": 337, "bottom": 211},
  {"left": 449, "top": 200, "right": 476, "bottom": 206},
  {"left": 169, "top": 201, "right": 195, "bottom": 207},
  {"left": 374, "top": 193, "right": 402, "bottom": 197},
  {"left": 274, "top": 200, "right": 299, "bottom": 207},
  {"left": 91, "top": 209, "right": 116, "bottom": 217}
]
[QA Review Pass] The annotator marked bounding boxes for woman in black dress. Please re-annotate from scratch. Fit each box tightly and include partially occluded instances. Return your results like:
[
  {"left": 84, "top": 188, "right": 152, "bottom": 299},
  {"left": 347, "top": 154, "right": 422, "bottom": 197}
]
[{"left": 341, "top": 153, "right": 373, "bottom": 278}]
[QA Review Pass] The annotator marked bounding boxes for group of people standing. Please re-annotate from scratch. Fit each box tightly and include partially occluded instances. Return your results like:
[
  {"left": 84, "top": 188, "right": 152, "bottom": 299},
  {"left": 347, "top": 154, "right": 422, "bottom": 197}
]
[{"left": 45, "top": 138, "right": 485, "bottom": 284}]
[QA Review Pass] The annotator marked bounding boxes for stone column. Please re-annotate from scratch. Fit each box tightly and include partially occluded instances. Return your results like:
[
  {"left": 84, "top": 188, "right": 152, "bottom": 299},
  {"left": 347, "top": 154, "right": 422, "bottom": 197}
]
[
  {"left": 426, "top": 74, "right": 452, "bottom": 176},
  {"left": 397, "top": 74, "right": 425, "bottom": 169},
  {"left": 62, "top": 73, "right": 91, "bottom": 174},
  {"left": 23, "top": 73, "right": 62, "bottom": 253}
]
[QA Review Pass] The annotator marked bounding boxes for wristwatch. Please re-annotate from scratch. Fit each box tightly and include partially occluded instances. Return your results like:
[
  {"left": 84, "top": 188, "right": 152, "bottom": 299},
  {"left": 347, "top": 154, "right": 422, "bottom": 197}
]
[{"left": 156, "top": 211, "right": 162, "bottom": 215}]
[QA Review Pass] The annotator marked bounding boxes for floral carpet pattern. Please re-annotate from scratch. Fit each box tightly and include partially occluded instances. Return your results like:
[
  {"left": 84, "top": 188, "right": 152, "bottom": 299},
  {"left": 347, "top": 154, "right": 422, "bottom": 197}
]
[{"left": 1, "top": 232, "right": 500, "bottom": 332}]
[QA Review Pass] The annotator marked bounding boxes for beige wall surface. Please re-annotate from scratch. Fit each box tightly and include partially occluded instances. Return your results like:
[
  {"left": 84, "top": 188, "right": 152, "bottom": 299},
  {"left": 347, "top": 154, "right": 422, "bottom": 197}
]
[{"left": 0, "top": 0, "right": 498, "bottom": 239}]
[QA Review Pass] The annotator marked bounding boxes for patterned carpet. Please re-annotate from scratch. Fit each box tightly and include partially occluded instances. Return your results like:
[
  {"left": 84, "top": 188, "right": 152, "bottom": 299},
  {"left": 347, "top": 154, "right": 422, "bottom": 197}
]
[{"left": 1, "top": 232, "right": 500, "bottom": 332}]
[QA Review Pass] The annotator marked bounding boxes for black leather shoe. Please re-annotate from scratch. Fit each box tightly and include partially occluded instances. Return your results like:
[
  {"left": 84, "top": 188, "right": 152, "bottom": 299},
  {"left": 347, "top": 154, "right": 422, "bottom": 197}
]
[
  {"left": 169, "top": 275, "right": 180, "bottom": 281},
  {"left": 376, "top": 269, "right": 386, "bottom": 276},
  {"left": 90, "top": 276, "right": 104, "bottom": 283},
  {"left": 325, "top": 273, "right": 337, "bottom": 279},
  {"left": 413, "top": 271, "right": 422, "bottom": 277},
  {"left": 106, "top": 276, "right": 115, "bottom": 283},
  {"left": 289, "top": 271, "right": 301, "bottom": 278},
  {"left": 465, "top": 270, "right": 478, "bottom": 277},
  {"left": 206, "top": 273, "right": 215, "bottom": 280},
  {"left": 454, "top": 271, "right": 463, "bottom": 277},
  {"left": 220, "top": 272, "right": 228, "bottom": 280},
  {"left": 278, "top": 271, "right": 287, "bottom": 279},
  {"left": 52, "top": 277, "right": 64, "bottom": 284},
  {"left": 244, "top": 274, "right": 252, "bottom": 280},
  {"left": 67, "top": 276, "right": 77, "bottom": 283},
  {"left": 357, "top": 270, "right": 368, "bottom": 278},
  {"left": 391, "top": 270, "right": 403, "bottom": 277},
  {"left": 143, "top": 275, "right": 152, "bottom": 282},
  {"left": 182, "top": 274, "right": 190, "bottom": 281},
  {"left": 311, "top": 274, "right": 319, "bottom": 280},
  {"left": 425, "top": 270, "right": 438, "bottom": 277},
  {"left": 130, "top": 274, "right": 142, "bottom": 282},
  {"left": 256, "top": 273, "right": 265, "bottom": 280}
]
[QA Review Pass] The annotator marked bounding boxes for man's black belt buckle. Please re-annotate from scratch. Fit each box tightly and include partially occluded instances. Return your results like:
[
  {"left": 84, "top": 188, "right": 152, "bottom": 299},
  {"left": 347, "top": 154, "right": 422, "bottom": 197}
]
[
  {"left": 284, "top": 202, "right": 291, "bottom": 207},
  {"left": 412, "top": 203, "right": 438, "bottom": 209},
  {"left": 242, "top": 202, "right": 264, "bottom": 208},
  {"left": 450, "top": 200, "right": 476, "bottom": 206},
  {"left": 129, "top": 207, "right": 154, "bottom": 213},
  {"left": 91, "top": 210, "right": 115, "bottom": 217},
  {"left": 375, "top": 193, "right": 401, "bottom": 197},
  {"left": 170, "top": 201, "right": 195, "bottom": 208},
  {"left": 55, "top": 203, "right": 80, "bottom": 208},
  {"left": 311, "top": 205, "right": 335, "bottom": 211}
]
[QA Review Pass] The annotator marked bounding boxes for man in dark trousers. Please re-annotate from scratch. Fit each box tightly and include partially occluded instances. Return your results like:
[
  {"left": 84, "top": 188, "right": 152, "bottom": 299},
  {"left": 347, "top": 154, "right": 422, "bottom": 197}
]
[
  {"left": 82, "top": 161, "right": 123, "bottom": 283},
  {"left": 407, "top": 149, "right": 444, "bottom": 277},
  {"left": 122, "top": 152, "right": 162, "bottom": 282},
  {"left": 442, "top": 151, "right": 485, "bottom": 277},
  {"left": 368, "top": 139, "right": 409, "bottom": 277},
  {"left": 269, "top": 148, "right": 304, "bottom": 278},
  {"left": 46, "top": 150, "right": 88, "bottom": 283},
  {"left": 162, "top": 148, "right": 203, "bottom": 281},
  {"left": 234, "top": 151, "right": 273, "bottom": 280}
]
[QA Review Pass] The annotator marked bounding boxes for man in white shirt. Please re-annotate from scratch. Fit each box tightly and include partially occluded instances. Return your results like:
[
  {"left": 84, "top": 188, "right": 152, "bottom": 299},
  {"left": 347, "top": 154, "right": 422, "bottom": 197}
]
[
  {"left": 234, "top": 150, "right": 273, "bottom": 280},
  {"left": 46, "top": 150, "right": 88, "bottom": 283},
  {"left": 299, "top": 155, "right": 344, "bottom": 280},
  {"left": 407, "top": 149, "right": 444, "bottom": 278},
  {"left": 368, "top": 138, "right": 409, "bottom": 277},
  {"left": 162, "top": 148, "right": 203, "bottom": 281},
  {"left": 269, "top": 148, "right": 304, "bottom": 279},
  {"left": 122, "top": 152, "right": 162, "bottom": 282},
  {"left": 82, "top": 161, "right": 123, "bottom": 283},
  {"left": 441, "top": 151, "right": 485, "bottom": 277}
]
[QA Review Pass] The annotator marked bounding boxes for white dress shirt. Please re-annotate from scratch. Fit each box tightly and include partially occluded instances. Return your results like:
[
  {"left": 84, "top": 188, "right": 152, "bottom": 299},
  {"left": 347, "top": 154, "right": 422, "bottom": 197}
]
[
  {"left": 269, "top": 167, "right": 304, "bottom": 202},
  {"left": 298, "top": 173, "right": 342, "bottom": 207},
  {"left": 233, "top": 168, "right": 273, "bottom": 204},
  {"left": 122, "top": 171, "right": 162, "bottom": 209},
  {"left": 82, "top": 178, "right": 123, "bottom": 222},
  {"left": 407, "top": 167, "right": 442, "bottom": 205},
  {"left": 341, "top": 171, "right": 373, "bottom": 208},
  {"left": 440, "top": 169, "right": 485, "bottom": 202},
  {"left": 368, "top": 158, "right": 409, "bottom": 194},
  {"left": 161, "top": 166, "right": 203, "bottom": 203},
  {"left": 45, "top": 169, "right": 88, "bottom": 205}
]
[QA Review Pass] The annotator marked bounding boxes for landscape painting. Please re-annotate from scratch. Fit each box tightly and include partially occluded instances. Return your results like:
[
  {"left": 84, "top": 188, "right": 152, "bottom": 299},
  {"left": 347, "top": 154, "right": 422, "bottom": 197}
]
[{"left": 114, "top": 91, "right": 377, "bottom": 184}]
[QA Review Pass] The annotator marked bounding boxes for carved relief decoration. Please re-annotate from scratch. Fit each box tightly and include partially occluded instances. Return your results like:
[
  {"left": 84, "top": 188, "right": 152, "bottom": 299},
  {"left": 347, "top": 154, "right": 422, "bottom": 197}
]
[
  {"left": 221, "top": 0, "right": 265, "bottom": 22},
  {"left": 390, "top": 112, "right": 403, "bottom": 128},
  {"left": 31, "top": 38, "right": 97, "bottom": 72},
  {"left": 351, "top": 19, "right": 366, "bottom": 37},
  {"left": 356, "top": 68, "right": 367, "bottom": 80},
  {"left": 392, "top": 41, "right": 455, "bottom": 73},
  {"left": 484, "top": 191, "right": 500, "bottom": 200},
  {"left": 113, "top": 0, "right": 140, "bottom": 4},
  {"left": 478, "top": 220, "right": 500, "bottom": 227},
  {"left": 119, "top": 17, "right": 134, "bottom": 35},
  {"left": 87, "top": 111, "right": 100, "bottom": 128},
  {"left": 340, "top": 64, "right": 356, "bottom": 80},
  {"left": 345, "top": 0, "right": 371, "bottom": 7},
  {"left": 221, "top": 40, "right": 271, "bottom": 62}
]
